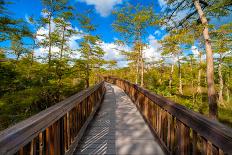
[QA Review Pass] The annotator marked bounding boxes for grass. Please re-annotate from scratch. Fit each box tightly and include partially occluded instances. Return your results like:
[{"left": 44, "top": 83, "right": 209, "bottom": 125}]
[
  {"left": 149, "top": 85, "right": 232, "bottom": 128},
  {"left": 168, "top": 94, "right": 232, "bottom": 128}
]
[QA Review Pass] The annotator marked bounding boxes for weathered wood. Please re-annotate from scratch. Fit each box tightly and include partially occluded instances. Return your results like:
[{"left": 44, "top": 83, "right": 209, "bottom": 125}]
[
  {"left": 60, "top": 117, "right": 65, "bottom": 155},
  {"left": 74, "top": 83, "right": 165, "bottom": 155},
  {"left": 65, "top": 88, "right": 105, "bottom": 155},
  {"left": 0, "top": 82, "right": 105, "bottom": 154},
  {"left": 39, "top": 132, "right": 43, "bottom": 155},
  {"left": 105, "top": 77, "right": 232, "bottom": 155},
  {"left": 30, "top": 139, "right": 36, "bottom": 155},
  {"left": 192, "top": 130, "right": 198, "bottom": 155}
]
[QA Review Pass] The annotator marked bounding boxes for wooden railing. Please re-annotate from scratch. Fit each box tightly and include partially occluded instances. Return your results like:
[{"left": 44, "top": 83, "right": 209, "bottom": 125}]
[
  {"left": 105, "top": 76, "right": 232, "bottom": 155},
  {"left": 0, "top": 82, "right": 105, "bottom": 155}
]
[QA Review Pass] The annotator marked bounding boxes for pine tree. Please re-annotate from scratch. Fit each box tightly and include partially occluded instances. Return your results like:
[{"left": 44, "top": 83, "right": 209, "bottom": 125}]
[
  {"left": 161, "top": 0, "right": 232, "bottom": 119},
  {"left": 78, "top": 12, "right": 105, "bottom": 87},
  {"left": 112, "top": 3, "right": 157, "bottom": 86},
  {"left": 160, "top": 28, "right": 194, "bottom": 94},
  {"left": 40, "top": 0, "right": 69, "bottom": 67},
  {"left": 212, "top": 22, "right": 232, "bottom": 105}
]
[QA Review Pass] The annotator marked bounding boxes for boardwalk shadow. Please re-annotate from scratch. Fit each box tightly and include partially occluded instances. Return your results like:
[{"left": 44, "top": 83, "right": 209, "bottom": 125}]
[
  {"left": 74, "top": 83, "right": 164, "bottom": 155},
  {"left": 74, "top": 83, "right": 116, "bottom": 154},
  {"left": 113, "top": 86, "right": 165, "bottom": 155}
]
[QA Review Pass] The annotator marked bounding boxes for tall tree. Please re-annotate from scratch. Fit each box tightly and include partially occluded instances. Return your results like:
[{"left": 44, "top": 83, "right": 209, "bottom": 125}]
[
  {"left": 40, "top": 0, "right": 68, "bottom": 67},
  {"left": 212, "top": 22, "right": 232, "bottom": 105},
  {"left": 160, "top": 28, "right": 194, "bottom": 94},
  {"left": 112, "top": 3, "right": 157, "bottom": 86},
  {"left": 78, "top": 12, "right": 105, "bottom": 88},
  {"left": 162, "top": 0, "right": 232, "bottom": 119}
]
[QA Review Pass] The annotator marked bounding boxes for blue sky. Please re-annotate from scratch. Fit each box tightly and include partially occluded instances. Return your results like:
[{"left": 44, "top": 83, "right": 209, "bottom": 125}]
[
  {"left": 7, "top": 0, "right": 163, "bottom": 43},
  {"left": 4, "top": 0, "right": 166, "bottom": 66},
  {"left": 4, "top": 0, "right": 232, "bottom": 66}
]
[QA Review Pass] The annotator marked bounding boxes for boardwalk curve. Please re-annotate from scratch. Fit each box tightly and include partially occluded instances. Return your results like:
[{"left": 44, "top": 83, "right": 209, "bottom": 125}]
[{"left": 74, "top": 83, "right": 165, "bottom": 155}]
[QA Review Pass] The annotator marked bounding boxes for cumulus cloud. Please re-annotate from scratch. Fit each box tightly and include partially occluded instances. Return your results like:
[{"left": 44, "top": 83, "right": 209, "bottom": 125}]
[
  {"left": 191, "top": 46, "right": 199, "bottom": 56},
  {"left": 154, "top": 30, "right": 161, "bottom": 36},
  {"left": 79, "top": 0, "right": 122, "bottom": 17},
  {"left": 158, "top": 0, "right": 166, "bottom": 8},
  {"left": 25, "top": 14, "right": 31, "bottom": 23},
  {"left": 99, "top": 35, "right": 163, "bottom": 67},
  {"left": 35, "top": 20, "right": 83, "bottom": 59},
  {"left": 143, "top": 35, "right": 162, "bottom": 62},
  {"left": 100, "top": 41, "right": 129, "bottom": 67}
]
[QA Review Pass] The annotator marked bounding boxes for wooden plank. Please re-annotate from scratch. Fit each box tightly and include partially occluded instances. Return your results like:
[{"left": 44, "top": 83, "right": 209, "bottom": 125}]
[
  {"left": 192, "top": 130, "right": 198, "bottom": 155},
  {"left": 212, "top": 145, "right": 219, "bottom": 155},
  {"left": 0, "top": 82, "right": 105, "bottom": 154},
  {"left": 30, "top": 139, "right": 36, "bottom": 155},
  {"left": 170, "top": 116, "right": 175, "bottom": 153},
  {"left": 64, "top": 114, "right": 67, "bottom": 151},
  {"left": 144, "top": 97, "right": 149, "bottom": 119},
  {"left": 105, "top": 77, "right": 232, "bottom": 154},
  {"left": 70, "top": 110, "right": 73, "bottom": 143},
  {"left": 65, "top": 86, "right": 105, "bottom": 155},
  {"left": 219, "top": 149, "right": 224, "bottom": 155},
  {"left": 19, "top": 147, "right": 24, "bottom": 155},
  {"left": 50, "top": 126, "right": 54, "bottom": 155},
  {"left": 46, "top": 128, "right": 50, "bottom": 155},
  {"left": 67, "top": 112, "right": 70, "bottom": 148},
  {"left": 39, "top": 132, "right": 43, "bottom": 155},
  {"left": 74, "top": 83, "right": 165, "bottom": 155},
  {"left": 60, "top": 117, "right": 65, "bottom": 155},
  {"left": 167, "top": 113, "right": 171, "bottom": 150},
  {"left": 207, "top": 141, "right": 213, "bottom": 155}
]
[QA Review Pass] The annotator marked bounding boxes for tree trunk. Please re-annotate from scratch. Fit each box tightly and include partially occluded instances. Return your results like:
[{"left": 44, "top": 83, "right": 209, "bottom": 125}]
[
  {"left": 135, "top": 58, "right": 139, "bottom": 84},
  {"left": 141, "top": 58, "right": 144, "bottom": 87},
  {"left": 190, "top": 56, "right": 195, "bottom": 103},
  {"left": 48, "top": 14, "right": 52, "bottom": 68},
  {"left": 197, "top": 52, "right": 202, "bottom": 94},
  {"left": 86, "top": 48, "right": 90, "bottom": 88},
  {"left": 159, "top": 59, "right": 164, "bottom": 85},
  {"left": 226, "top": 86, "right": 230, "bottom": 102},
  {"left": 140, "top": 45, "right": 144, "bottom": 87},
  {"left": 60, "top": 26, "right": 66, "bottom": 59},
  {"left": 169, "top": 62, "right": 174, "bottom": 90},
  {"left": 194, "top": 0, "right": 218, "bottom": 119},
  {"left": 218, "top": 53, "right": 224, "bottom": 105},
  {"left": 178, "top": 56, "right": 183, "bottom": 95}
]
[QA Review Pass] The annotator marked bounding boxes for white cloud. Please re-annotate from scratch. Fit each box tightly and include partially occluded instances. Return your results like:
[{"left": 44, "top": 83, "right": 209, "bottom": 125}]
[
  {"left": 99, "top": 35, "right": 163, "bottom": 68},
  {"left": 144, "top": 35, "right": 162, "bottom": 62},
  {"left": 79, "top": 0, "right": 122, "bottom": 17},
  {"left": 25, "top": 14, "right": 30, "bottom": 23},
  {"left": 35, "top": 20, "right": 83, "bottom": 59},
  {"left": 191, "top": 46, "right": 199, "bottom": 56},
  {"left": 154, "top": 30, "right": 161, "bottom": 36},
  {"left": 158, "top": 0, "right": 166, "bottom": 8},
  {"left": 100, "top": 41, "right": 129, "bottom": 67},
  {"left": 158, "top": 0, "right": 168, "bottom": 12}
]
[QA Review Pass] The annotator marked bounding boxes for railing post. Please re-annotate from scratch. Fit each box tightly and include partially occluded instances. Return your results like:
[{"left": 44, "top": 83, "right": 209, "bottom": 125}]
[
  {"left": 60, "top": 117, "right": 65, "bottom": 155},
  {"left": 104, "top": 77, "right": 232, "bottom": 155}
]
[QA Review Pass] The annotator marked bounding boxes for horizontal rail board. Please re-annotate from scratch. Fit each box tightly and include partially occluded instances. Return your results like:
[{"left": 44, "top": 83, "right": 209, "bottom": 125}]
[
  {"left": 105, "top": 76, "right": 232, "bottom": 155},
  {"left": 0, "top": 82, "right": 105, "bottom": 154}
]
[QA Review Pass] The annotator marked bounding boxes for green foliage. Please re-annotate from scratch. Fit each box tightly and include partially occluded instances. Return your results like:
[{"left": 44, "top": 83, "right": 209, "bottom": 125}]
[
  {"left": 1, "top": 0, "right": 232, "bottom": 131},
  {"left": 77, "top": 12, "right": 105, "bottom": 88},
  {"left": 0, "top": 0, "right": 105, "bottom": 131}
]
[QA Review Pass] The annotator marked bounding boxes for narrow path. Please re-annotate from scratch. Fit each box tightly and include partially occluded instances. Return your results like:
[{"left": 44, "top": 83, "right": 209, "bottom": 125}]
[{"left": 74, "top": 83, "right": 165, "bottom": 155}]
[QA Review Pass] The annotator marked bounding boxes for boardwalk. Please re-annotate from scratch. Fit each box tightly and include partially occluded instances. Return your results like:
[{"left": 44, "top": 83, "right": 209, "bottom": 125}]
[
  {"left": 74, "top": 83, "right": 165, "bottom": 155},
  {"left": 1, "top": 78, "right": 232, "bottom": 154}
]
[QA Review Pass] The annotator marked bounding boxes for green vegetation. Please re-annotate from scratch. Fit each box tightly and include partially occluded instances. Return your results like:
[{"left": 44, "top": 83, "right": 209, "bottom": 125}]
[
  {"left": 0, "top": 0, "right": 106, "bottom": 130},
  {"left": 108, "top": 1, "right": 232, "bottom": 126},
  {"left": 0, "top": 0, "right": 232, "bottom": 130}
]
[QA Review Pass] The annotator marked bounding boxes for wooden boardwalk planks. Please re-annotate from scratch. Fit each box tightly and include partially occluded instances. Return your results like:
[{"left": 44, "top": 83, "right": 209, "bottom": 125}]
[{"left": 74, "top": 83, "right": 165, "bottom": 155}]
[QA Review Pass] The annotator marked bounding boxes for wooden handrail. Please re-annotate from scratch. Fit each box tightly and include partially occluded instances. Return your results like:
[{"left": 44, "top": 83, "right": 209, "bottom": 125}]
[
  {"left": 0, "top": 82, "right": 105, "bottom": 155},
  {"left": 105, "top": 76, "right": 232, "bottom": 155}
]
